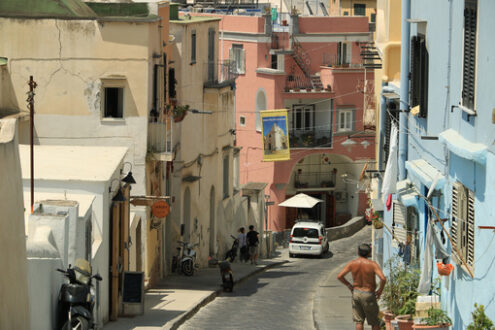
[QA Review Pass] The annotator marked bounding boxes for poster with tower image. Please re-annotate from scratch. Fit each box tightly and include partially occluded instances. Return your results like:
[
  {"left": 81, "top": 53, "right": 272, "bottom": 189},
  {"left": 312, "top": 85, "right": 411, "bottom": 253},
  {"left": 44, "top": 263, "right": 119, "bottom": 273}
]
[{"left": 261, "top": 109, "right": 290, "bottom": 161}]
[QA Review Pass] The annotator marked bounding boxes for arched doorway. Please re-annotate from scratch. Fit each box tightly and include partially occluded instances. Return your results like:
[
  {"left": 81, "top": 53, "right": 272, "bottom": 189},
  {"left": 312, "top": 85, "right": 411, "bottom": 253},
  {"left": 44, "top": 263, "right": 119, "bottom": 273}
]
[
  {"left": 183, "top": 188, "right": 191, "bottom": 242},
  {"left": 209, "top": 186, "right": 215, "bottom": 256},
  {"left": 255, "top": 89, "right": 266, "bottom": 131}
]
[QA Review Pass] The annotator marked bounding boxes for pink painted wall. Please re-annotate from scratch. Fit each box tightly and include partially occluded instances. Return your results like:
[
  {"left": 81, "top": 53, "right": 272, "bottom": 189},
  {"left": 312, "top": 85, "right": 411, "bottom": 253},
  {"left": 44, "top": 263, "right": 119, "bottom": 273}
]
[
  {"left": 297, "top": 16, "right": 370, "bottom": 33},
  {"left": 216, "top": 15, "right": 375, "bottom": 232}
]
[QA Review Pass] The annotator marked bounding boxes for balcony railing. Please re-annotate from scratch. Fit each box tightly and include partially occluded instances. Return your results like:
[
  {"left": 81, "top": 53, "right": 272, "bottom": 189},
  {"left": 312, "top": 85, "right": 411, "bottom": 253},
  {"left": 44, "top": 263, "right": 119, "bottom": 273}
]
[
  {"left": 204, "top": 60, "right": 238, "bottom": 88},
  {"left": 289, "top": 129, "right": 332, "bottom": 148},
  {"left": 294, "top": 171, "right": 336, "bottom": 190}
]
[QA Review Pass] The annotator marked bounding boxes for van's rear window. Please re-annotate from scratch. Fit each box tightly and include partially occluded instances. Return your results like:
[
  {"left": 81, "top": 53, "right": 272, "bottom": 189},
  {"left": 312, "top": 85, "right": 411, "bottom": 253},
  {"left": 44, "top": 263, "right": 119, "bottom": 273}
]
[{"left": 292, "top": 228, "right": 319, "bottom": 238}]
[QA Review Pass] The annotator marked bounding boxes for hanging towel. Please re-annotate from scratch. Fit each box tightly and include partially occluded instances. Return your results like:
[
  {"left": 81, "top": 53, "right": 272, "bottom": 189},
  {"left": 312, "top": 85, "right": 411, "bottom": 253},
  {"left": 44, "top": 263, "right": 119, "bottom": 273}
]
[
  {"left": 381, "top": 123, "right": 398, "bottom": 201},
  {"left": 418, "top": 217, "right": 450, "bottom": 294}
]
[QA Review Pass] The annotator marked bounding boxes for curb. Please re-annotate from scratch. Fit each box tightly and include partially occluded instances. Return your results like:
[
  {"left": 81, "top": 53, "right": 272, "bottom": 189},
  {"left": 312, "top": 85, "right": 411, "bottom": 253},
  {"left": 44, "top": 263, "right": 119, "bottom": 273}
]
[{"left": 163, "top": 260, "right": 289, "bottom": 330}]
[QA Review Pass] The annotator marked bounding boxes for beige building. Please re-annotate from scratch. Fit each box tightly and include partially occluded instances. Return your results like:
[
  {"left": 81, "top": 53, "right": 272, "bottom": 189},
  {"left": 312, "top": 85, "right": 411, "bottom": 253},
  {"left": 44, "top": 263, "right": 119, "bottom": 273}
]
[
  {"left": 0, "top": 0, "right": 172, "bottom": 322},
  {"left": 166, "top": 13, "right": 266, "bottom": 270},
  {"left": 329, "top": 0, "right": 377, "bottom": 23}
]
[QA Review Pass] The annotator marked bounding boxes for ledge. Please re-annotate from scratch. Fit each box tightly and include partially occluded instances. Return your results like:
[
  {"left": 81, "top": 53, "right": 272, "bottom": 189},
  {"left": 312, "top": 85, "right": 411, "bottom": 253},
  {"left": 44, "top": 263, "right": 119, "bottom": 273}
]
[
  {"left": 256, "top": 68, "right": 285, "bottom": 75},
  {"left": 439, "top": 129, "right": 487, "bottom": 165}
]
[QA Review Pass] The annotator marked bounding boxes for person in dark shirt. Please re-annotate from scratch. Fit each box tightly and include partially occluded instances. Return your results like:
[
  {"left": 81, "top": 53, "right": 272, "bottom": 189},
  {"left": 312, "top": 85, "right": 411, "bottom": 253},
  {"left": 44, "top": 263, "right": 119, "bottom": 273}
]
[{"left": 246, "top": 225, "right": 259, "bottom": 265}]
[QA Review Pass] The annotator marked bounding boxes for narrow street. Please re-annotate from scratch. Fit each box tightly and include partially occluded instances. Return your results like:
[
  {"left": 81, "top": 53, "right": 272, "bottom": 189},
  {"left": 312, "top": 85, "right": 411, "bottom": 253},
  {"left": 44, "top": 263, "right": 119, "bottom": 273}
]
[{"left": 180, "top": 226, "right": 373, "bottom": 330}]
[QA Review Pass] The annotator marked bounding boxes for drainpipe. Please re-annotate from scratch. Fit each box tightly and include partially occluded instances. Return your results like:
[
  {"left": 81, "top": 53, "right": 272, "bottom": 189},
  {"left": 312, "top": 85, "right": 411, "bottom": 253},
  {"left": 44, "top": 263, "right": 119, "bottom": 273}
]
[
  {"left": 378, "top": 83, "right": 395, "bottom": 197},
  {"left": 398, "top": 0, "right": 411, "bottom": 180}
]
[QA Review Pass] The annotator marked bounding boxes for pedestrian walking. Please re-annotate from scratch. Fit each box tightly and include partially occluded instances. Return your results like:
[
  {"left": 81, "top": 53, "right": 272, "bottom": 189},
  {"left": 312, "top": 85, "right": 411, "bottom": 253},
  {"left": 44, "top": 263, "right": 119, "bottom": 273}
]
[
  {"left": 337, "top": 243, "right": 386, "bottom": 330},
  {"left": 246, "top": 225, "right": 259, "bottom": 265},
  {"left": 237, "top": 227, "right": 248, "bottom": 262}
]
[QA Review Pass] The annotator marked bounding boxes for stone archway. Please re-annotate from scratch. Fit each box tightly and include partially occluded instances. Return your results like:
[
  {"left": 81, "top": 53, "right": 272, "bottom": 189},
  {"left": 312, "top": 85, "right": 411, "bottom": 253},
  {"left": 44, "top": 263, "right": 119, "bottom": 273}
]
[{"left": 255, "top": 88, "right": 266, "bottom": 131}]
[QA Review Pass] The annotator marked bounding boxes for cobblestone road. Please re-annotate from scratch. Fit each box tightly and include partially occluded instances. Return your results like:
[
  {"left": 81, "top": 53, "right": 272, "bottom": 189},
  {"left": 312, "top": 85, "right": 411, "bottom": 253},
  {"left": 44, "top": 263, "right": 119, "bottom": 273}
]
[{"left": 180, "top": 226, "right": 373, "bottom": 330}]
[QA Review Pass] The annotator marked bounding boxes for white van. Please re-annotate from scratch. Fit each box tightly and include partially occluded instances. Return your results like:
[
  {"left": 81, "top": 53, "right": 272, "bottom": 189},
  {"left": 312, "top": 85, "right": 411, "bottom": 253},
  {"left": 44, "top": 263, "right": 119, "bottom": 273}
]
[{"left": 289, "top": 221, "right": 329, "bottom": 258}]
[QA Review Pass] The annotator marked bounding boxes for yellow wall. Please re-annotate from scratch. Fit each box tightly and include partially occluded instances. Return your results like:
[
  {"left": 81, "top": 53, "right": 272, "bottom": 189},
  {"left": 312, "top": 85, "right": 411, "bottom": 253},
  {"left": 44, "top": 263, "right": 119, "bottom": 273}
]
[
  {"left": 329, "top": 0, "right": 377, "bottom": 21},
  {"left": 0, "top": 18, "right": 157, "bottom": 118}
]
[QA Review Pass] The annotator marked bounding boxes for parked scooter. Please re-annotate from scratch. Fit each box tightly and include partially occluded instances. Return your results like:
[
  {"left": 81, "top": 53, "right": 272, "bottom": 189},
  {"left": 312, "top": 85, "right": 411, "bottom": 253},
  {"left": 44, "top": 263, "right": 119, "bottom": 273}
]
[
  {"left": 56, "top": 259, "right": 102, "bottom": 330},
  {"left": 224, "top": 235, "right": 239, "bottom": 262},
  {"left": 175, "top": 240, "right": 199, "bottom": 276},
  {"left": 208, "top": 257, "right": 234, "bottom": 292}
]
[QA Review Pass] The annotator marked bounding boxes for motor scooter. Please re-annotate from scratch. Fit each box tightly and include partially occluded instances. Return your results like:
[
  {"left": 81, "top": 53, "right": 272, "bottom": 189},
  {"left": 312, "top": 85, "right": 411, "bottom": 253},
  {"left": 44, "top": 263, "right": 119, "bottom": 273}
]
[
  {"left": 175, "top": 241, "right": 199, "bottom": 276},
  {"left": 56, "top": 259, "right": 102, "bottom": 330},
  {"left": 225, "top": 235, "right": 239, "bottom": 262},
  {"left": 208, "top": 257, "right": 234, "bottom": 292}
]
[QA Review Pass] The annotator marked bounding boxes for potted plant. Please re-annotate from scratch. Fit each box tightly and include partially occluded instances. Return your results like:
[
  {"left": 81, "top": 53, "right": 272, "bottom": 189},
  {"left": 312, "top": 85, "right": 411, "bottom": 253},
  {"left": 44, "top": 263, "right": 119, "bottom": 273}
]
[
  {"left": 467, "top": 303, "right": 494, "bottom": 330},
  {"left": 381, "top": 257, "right": 420, "bottom": 330},
  {"left": 413, "top": 307, "right": 451, "bottom": 329},
  {"left": 173, "top": 104, "right": 189, "bottom": 122}
]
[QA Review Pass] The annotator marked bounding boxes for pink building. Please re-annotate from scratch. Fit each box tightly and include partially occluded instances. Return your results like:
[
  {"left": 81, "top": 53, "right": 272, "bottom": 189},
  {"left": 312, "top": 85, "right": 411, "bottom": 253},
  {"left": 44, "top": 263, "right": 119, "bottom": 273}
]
[{"left": 194, "top": 12, "right": 375, "bottom": 232}]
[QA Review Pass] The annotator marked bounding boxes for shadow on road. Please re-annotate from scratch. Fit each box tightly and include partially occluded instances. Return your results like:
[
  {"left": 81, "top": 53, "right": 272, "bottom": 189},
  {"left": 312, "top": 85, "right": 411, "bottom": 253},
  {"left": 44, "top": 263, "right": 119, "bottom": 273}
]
[{"left": 289, "top": 250, "right": 334, "bottom": 259}]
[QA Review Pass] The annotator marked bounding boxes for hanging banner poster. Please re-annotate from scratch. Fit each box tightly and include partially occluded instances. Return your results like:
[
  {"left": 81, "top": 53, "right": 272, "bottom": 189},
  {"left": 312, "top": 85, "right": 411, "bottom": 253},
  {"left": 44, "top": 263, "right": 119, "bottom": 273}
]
[{"left": 261, "top": 109, "right": 290, "bottom": 161}]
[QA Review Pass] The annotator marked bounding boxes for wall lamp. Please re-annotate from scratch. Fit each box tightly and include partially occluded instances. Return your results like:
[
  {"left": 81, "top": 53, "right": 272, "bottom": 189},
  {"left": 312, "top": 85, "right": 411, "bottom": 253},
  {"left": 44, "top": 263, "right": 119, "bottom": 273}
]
[
  {"left": 109, "top": 178, "right": 126, "bottom": 202},
  {"left": 121, "top": 162, "right": 136, "bottom": 184}
]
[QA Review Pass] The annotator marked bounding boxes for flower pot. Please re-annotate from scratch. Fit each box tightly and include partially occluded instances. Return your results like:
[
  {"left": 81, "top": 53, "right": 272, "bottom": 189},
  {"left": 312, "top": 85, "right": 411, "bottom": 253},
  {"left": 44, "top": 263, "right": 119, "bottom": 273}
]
[
  {"left": 412, "top": 324, "right": 450, "bottom": 329},
  {"left": 383, "top": 311, "right": 395, "bottom": 330},
  {"left": 173, "top": 111, "right": 187, "bottom": 123},
  {"left": 436, "top": 263, "right": 454, "bottom": 276},
  {"left": 373, "top": 220, "right": 384, "bottom": 229},
  {"left": 396, "top": 315, "right": 414, "bottom": 330}
]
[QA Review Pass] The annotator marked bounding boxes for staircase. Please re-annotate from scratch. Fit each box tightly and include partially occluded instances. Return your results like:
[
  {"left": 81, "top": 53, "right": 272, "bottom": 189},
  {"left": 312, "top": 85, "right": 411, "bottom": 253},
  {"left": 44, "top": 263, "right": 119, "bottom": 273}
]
[
  {"left": 359, "top": 42, "right": 382, "bottom": 69},
  {"left": 290, "top": 36, "right": 324, "bottom": 90}
]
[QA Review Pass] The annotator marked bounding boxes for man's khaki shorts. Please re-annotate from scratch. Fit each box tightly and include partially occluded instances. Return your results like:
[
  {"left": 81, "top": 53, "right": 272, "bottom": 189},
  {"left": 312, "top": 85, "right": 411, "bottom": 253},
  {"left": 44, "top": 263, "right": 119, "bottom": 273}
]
[{"left": 352, "top": 290, "right": 380, "bottom": 326}]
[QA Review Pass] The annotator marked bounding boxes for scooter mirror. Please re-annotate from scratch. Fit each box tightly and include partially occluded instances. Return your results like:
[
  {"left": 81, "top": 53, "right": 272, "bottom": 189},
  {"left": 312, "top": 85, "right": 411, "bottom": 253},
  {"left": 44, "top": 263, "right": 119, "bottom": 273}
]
[{"left": 93, "top": 274, "right": 103, "bottom": 281}]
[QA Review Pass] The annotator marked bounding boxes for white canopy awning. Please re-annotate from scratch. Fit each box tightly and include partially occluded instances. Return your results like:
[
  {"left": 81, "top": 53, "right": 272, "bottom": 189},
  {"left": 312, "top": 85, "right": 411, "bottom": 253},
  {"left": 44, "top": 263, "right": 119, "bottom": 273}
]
[{"left": 278, "top": 193, "right": 323, "bottom": 208}]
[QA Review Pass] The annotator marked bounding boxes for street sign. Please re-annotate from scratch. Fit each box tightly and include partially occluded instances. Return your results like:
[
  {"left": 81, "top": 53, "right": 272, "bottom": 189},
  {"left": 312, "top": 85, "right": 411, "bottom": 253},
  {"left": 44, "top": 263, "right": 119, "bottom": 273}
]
[
  {"left": 266, "top": 201, "right": 275, "bottom": 206},
  {"left": 152, "top": 200, "right": 170, "bottom": 218}
]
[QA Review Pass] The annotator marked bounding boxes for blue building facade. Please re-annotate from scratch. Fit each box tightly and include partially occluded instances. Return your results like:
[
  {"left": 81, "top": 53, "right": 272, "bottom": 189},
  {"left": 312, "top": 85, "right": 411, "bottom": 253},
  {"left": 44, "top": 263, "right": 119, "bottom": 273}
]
[{"left": 375, "top": 0, "right": 495, "bottom": 326}]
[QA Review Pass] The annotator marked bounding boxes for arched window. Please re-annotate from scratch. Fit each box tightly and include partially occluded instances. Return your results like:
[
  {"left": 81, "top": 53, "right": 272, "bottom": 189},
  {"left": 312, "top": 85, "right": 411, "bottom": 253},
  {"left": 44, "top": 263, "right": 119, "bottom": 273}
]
[{"left": 255, "top": 89, "right": 267, "bottom": 131}]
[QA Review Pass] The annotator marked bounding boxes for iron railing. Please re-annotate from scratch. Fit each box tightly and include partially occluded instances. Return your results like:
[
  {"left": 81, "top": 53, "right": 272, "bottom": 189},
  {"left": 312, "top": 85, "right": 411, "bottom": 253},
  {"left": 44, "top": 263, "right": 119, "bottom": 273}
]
[
  {"left": 204, "top": 60, "right": 238, "bottom": 88},
  {"left": 289, "top": 129, "right": 332, "bottom": 148},
  {"left": 294, "top": 171, "right": 337, "bottom": 189}
]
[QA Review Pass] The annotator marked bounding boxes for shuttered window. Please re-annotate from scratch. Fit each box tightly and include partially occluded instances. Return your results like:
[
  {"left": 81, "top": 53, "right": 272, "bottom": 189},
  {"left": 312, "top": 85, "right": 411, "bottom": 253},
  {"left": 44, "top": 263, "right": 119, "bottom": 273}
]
[
  {"left": 462, "top": 0, "right": 477, "bottom": 111},
  {"left": 451, "top": 182, "right": 475, "bottom": 273},
  {"left": 410, "top": 35, "right": 429, "bottom": 118},
  {"left": 191, "top": 30, "right": 196, "bottom": 64}
]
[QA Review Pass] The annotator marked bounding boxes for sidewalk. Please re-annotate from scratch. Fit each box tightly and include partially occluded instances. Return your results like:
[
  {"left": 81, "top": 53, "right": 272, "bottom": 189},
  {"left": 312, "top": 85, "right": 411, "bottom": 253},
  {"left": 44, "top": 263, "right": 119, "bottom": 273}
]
[{"left": 103, "top": 251, "right": 289, "bottom": 330}]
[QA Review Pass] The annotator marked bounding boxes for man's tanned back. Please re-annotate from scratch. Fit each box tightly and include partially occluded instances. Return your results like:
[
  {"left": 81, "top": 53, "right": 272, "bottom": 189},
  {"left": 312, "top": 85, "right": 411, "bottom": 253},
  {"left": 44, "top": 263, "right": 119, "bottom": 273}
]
[{"left": 347, "top": 258, "right": 381, "bottom": 292}]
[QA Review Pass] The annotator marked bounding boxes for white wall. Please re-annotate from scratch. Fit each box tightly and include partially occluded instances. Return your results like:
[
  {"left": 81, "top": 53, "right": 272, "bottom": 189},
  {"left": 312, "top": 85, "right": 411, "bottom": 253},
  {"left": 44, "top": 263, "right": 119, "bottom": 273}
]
[{"left": 0, "top": 118, "right": 30, "bottom": 330}]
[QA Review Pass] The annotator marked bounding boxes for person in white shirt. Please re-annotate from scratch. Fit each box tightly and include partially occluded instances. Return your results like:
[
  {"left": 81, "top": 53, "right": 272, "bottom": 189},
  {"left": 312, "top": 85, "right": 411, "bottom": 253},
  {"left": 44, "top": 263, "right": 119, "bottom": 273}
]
[{"left": 237, "top": 227, "right": 248, "bottom": 262}]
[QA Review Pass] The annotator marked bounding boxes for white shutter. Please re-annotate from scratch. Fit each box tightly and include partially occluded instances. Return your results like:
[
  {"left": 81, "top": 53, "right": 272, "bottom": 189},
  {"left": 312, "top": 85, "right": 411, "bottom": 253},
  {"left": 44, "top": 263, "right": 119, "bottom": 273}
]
[
  {"left": 393, "top": 201, "right": 407, "bottom": 226},
  {"left": 394, "top": 227, "right": 407, "bottom": 245},
  {"left": 467, "top": 189, "right": 475, "bottom": 267},
  {"left": 240, "top": 48, "right": 246, "bottom": 74}
]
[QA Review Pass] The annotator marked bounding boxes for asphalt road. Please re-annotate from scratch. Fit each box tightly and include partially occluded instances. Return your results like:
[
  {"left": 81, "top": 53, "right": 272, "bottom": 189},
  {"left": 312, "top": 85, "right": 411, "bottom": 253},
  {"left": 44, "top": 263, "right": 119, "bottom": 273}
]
[{"left": 180, "top": 225, "right": 374, "bottom": 330}]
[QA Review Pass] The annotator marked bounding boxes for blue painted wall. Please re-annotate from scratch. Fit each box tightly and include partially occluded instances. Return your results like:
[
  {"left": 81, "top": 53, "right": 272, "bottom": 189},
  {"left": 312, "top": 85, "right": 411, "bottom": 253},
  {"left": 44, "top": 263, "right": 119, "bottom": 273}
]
[{"left": 377, "top": 0, "right": 495, "bottom": 326}]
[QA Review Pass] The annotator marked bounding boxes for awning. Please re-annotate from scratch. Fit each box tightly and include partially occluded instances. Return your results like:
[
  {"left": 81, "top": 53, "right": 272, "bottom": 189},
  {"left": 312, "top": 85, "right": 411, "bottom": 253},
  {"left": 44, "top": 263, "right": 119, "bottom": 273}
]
[
  {"left": 405, "top": 159, "right": 445, "bottom": 190},
  {"left": 439, "top": 129, "right": 487, "bottom": 165},
  {"left": 279, "top": 193, "right": 323, "bottom": 208}
]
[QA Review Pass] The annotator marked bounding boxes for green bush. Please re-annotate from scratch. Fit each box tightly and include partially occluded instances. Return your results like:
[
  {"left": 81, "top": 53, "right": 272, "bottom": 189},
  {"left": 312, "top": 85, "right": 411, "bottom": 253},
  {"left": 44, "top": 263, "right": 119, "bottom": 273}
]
[
  {"left": 467, "top": 304, "right": 495, "bottom": 330},
  {"left": 421, "top": 307, "right": 451, "bottom": 326}
]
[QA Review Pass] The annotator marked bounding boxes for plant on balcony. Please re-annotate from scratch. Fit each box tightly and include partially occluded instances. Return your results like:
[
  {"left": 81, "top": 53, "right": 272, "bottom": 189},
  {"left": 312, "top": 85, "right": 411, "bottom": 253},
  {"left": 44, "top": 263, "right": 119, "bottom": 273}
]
[
  {"left": 467, "top": 304, "right": 494, "bottom": 330},
  {"left": 301, "top": 132, "right": 314, "bottom": 146},
  {"left": 173, "top": 104, "right": 189, "bottom": 122}
]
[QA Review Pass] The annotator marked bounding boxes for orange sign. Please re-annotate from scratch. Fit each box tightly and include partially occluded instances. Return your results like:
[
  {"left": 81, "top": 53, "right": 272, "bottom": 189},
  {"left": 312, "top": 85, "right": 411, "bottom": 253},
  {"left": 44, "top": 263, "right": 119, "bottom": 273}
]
[{"left": 152, "top": 200, "right": 170, "bottom": 218}]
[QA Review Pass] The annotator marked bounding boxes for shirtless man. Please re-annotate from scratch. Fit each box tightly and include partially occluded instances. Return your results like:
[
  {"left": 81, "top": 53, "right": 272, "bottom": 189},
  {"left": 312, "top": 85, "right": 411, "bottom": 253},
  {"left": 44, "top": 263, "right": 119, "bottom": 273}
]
[{"left": 337, "top": 244, "right": 386, "bottom": 330}]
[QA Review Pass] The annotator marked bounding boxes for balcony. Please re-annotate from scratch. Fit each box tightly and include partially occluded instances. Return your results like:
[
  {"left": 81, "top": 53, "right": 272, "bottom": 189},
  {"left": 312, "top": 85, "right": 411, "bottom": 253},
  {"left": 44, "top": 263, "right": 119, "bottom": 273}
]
[
  {"left": 148, "top": 119, "right": 173, "bottom": 161},
  {"left": 204, "top": 60, "right": 238, "bottom": 89},
  {"left": 294, "top": 171, "right": 336, "bottom": 191},
  {"left": 289, "top": 129, "right": 332, "bottom": 148}
]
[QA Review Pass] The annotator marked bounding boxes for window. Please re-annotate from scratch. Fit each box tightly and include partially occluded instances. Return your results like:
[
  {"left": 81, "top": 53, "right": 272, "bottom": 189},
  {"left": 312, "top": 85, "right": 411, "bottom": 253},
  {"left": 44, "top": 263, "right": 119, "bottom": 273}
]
[
  {"left": 271, "top": 54, "right": 278, "bottom": 69},
  {"left": 343, "top": 11, "right": 349, "bottom": 16},
  {"left": 191, "top": 30, "right": 196, "bottom": 64},
  {"left": 337, "top": 42, "right": 351, "bottom": 66},
  {"left": 410, "top": 34, "right": 429, "bottom": 117},
  {"left": 169, "top": 68, "right": 176, "bottom": 99},
  {"left": 230, "top": 44, "right": 245, "bottom": 74},
  {"left": 240, "top": 116, "right": 246, "bottom": 126},
  {"left": 451, "top": 182, "right": 475, "bottom": 272},
  {"left": 370, "top": 13, "right": 376, "bottom": 23},
  {"left": 292, "top": 105, "right": 314, "bottom": 131},
  {"left": 337, "top": 109, "right": 354, "bottom": 132},
  {"left": 462, "top": 0, "right": 478, "bottom": 111},
  {"left": 383, "top": 99, "right": 399, "bottom": 163},
  {"left": 223, "top": 154, "right": 229, "bottom": 199},
  {"left": 353, "top": 4, "right": 366, "bottom": 16},
  {"left": 103, "top": 84, "right": 124, "bottom": 118},
  {"left": 233, "top": 150, "right": 240, "bottom": 194},
  {"left": 255, "top": 89, "right": 266, "bottom": 131}
]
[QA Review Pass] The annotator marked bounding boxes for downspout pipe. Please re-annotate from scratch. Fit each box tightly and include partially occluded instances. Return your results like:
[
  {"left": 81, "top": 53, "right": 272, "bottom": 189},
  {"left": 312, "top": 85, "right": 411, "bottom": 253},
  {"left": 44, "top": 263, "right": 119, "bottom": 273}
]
[
  {"left": 378, "top": 83, "right": 395, "bottom": 197},
  {"left": 398, "top": 0, "right": 411, "bottom": 180}
]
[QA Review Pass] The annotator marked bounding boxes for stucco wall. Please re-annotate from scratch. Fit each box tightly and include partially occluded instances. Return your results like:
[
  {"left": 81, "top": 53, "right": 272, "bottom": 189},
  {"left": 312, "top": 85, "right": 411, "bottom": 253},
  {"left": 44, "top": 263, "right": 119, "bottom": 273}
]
[{"left": 0, "top": 118, "right": 30, "bottom": 330}]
